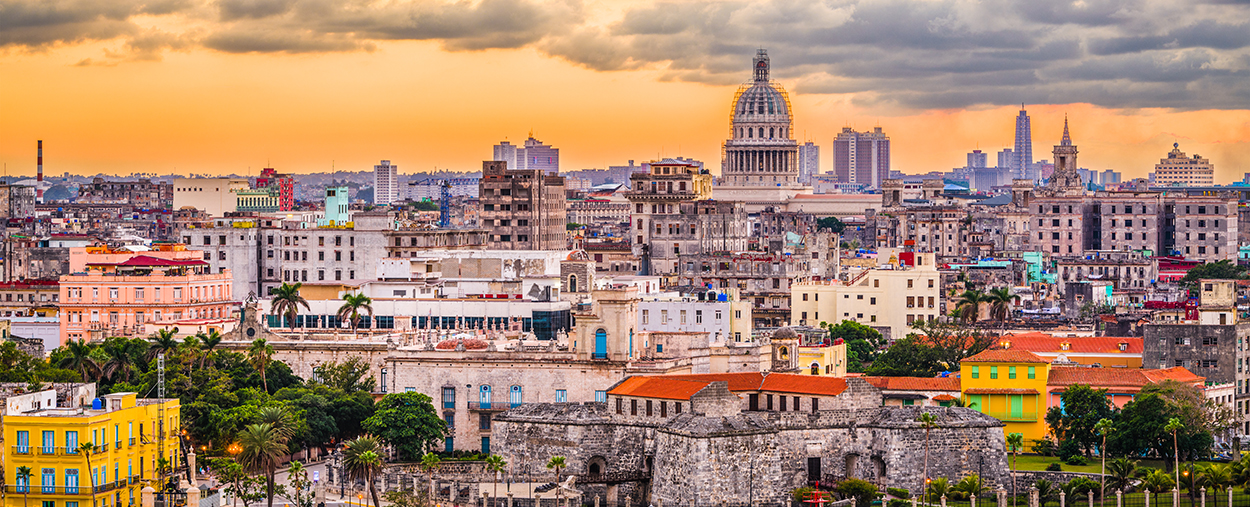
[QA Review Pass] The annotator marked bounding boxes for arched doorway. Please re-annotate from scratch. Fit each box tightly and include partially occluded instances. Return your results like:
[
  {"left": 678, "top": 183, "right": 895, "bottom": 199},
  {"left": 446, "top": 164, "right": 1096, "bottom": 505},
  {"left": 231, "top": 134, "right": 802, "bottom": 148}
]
[
  {"left": 594, "top": 329, "right": 607, "bottom": 359},
  {"left": 845, "top": 454, "right": 859, "bottom": 479},
  {"left": 568, "top": 275, "right": 578, "bottom": 293}
]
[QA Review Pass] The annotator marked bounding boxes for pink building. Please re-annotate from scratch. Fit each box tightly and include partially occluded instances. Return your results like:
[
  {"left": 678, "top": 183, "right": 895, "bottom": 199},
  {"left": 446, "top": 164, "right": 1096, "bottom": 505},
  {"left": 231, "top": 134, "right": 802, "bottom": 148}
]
[{"left": 59, "top": 244, "right": 234, "bottom": 343}]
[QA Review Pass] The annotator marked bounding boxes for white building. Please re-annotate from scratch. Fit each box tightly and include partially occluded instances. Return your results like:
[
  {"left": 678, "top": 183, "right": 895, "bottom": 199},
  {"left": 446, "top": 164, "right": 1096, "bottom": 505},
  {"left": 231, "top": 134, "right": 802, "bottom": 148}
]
[
  {"left": 493, "top": 141, "right": 518, "bottom": 170},
  {"left": 789, "top": 252, "right": 941, "bottom": 341},
  {"left": 374, "top": 160, "right": 399, "bottom": 205},
  {"left": 403, "top": 178, "right": 480, "bottom": 201},
  {"left": 799, "top": 141, "right": 819, "bottom": 184},
  {"left": 172, "top": 178, "right": 250, "bottom": 217},
  {"left": 638, "top": 291, "right": 753, "bottom": 343}
]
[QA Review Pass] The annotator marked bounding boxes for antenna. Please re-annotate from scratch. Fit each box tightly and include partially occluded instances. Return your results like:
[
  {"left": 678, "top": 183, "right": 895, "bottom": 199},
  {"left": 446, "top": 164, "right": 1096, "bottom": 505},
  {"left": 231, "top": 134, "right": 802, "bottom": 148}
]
[{"left": 158, "top": 353, "right": 166, "bottom": 478}]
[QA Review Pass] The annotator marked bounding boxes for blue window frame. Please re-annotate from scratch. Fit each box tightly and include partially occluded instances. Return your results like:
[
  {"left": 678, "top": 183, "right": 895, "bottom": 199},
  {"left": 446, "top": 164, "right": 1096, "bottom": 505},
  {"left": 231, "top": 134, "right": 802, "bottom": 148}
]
[
  {"left": 42, "top": 431, "right": 54, "bottom": 454},
  {"left": 481, "top": 437, "right": 490, "bottom": 454},
  {"left": 66, "top": 470, "right": 79, "bottom": 495},
  {"left": 16, "top": 430, "right": 29, "bottom": 454},
  {"left": 442, "top": 387, "right": 455, "bottom": 409},
  {"left": 510, "top": 386, "right": 522, "bottom": 408},
  {"left": 555, "top": 389, "right": 568, "bottom": 403},
  {"left": 42, "top": 468, "right": 55, "bottom": 494},
  {"left": 480, "top": 385, "right": 492, "bottom": 409},
  {"left": 595, "top": 390, "right": 607, "bottom": 403}
]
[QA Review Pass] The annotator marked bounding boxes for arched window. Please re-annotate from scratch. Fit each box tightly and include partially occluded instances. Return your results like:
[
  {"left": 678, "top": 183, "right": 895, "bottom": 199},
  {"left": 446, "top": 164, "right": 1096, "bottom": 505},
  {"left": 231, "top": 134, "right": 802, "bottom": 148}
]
[
  {"left": 510, "top": 385, "right": 522, "bottom": 408},
  {"left": 480, "top": 385, "right": 492, "bottom": 409},
  {"left": 811, "top": 363, "right": 820, "bottom": 376},
  {"left": 748, "top": 128, "right": 753, "bottom": 139},
  {"left": 593, "top": 329, "right": 607, "bottom": 359},
  {"left": 568, "top": 275, "right": 578, "bottom": 293},
  {"left": 779, "top": 346, "right": 789, "bottom": 359},
  {"left": 769, "top": 127, "right": 775, "bottom": 138},
  {"left": 759, "top": 127, "right": 765, "bottom": 138}
]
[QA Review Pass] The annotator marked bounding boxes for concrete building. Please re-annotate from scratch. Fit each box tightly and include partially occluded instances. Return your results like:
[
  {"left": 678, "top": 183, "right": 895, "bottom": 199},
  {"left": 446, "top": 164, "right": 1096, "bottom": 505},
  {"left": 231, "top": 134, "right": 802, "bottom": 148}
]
[
  {"left": 1143, "top": 279, "right": 1243, "bottom": 390},
  {"left": 997, "top": 148, "right": 1015, "bottom": 174},
  {"left": 1014, "top": 106, "right": 1033, "bottom": 178},
  {"left": 721, "top": 50, "right": 800, "bottom": 187},
  {"left": 492, "top": 141, "right": 518, "bottom": 171},
  {"left": 1151, "top": 143, "right": 1214, "bottom": 186},
  {"left": 967, "top": 149, "right": 988, "bottom": 169},
  {"left": 790, "top": 252, "right": 941, "bottom": 341},
  {"left": 255, "top": 167, "right": 295, "bottom": 211},
  {"left": 0, "top": 184, "right": 36, "bottom": 219},
  {"left": 374, "top": 160, "right": 400, "bottom": 205},
  {"left": 58, "top": 244, "right": 233, "bottom": 343},
  {"left": 798, "top": 141, "right": 819, "bottom": 184},
  {"left": 832, "top": 127, "right": 890, "bottom": 189},
  {"left": 76, "top": 177, "right": 172, "bottom": 209},
  {"left": 172, "top": 178, "right": 249, "bottom": 217},
  {"left": 320, "top": 186, "right": 352, "bottom": 226},
  {"left": 479, "top": 161, "right": 567, "bottom": 250},
  {"left": 517, "top": 136, "right": 560, "bottom": 175},
  {"left": 404, "top": 177, "right": 480, "bottom": 201},
  {"left": 638, "top": 289, "right": 753, "bottom": 344}
]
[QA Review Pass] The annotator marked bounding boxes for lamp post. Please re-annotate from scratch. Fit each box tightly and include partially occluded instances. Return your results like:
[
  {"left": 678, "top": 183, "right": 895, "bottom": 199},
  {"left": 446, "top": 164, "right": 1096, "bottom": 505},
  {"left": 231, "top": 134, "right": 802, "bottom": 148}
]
[{"left": 227, "top": 443, "right": 242, "bottom": 507}]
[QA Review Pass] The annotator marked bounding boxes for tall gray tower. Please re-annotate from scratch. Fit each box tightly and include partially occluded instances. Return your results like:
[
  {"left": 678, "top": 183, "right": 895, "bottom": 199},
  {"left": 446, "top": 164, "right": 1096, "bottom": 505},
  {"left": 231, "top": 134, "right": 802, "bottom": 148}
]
[{"left": 1013, "top": 106, "right": 1033, "bottom": 179}]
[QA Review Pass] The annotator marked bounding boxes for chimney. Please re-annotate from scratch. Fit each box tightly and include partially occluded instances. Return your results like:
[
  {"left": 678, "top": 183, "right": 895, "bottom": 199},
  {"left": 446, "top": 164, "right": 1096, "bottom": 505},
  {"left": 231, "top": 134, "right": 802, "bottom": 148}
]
[{"left": 36, "top": 140, "right": 43, "bottom": 200}]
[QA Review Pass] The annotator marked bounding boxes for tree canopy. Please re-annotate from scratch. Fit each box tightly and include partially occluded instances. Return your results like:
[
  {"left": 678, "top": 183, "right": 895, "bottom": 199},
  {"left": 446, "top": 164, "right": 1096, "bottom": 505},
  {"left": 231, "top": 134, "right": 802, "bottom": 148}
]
[
  {"left": 817, "top": 217, "right": 846, "bottom": 234},
  {"left": 821, "top": 320, "right": 886, "bottom": 372},
  {"left": 362, "top": 391, "right": 448, "bottom": 461},
  {"left": 1044, "top": 384, "right": 1114, "bottom": 457}
]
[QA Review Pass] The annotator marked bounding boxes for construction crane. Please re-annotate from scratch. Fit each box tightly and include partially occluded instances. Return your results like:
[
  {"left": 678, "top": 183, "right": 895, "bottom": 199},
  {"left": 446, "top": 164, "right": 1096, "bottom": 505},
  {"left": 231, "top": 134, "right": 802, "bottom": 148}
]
[{"left": 438, "top": 179, "right": 452, "bottom": 228}]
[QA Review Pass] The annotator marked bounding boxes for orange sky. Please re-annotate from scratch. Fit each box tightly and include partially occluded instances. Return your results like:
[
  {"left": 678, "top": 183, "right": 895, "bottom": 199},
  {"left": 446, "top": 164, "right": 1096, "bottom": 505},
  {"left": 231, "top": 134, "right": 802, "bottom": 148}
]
[{"left": 2, "top": 39, "right": 1248, "bottom": 183}]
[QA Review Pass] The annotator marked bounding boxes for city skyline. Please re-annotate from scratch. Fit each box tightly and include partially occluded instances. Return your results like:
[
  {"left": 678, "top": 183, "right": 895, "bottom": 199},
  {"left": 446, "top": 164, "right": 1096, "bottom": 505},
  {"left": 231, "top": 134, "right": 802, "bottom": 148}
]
[{"left": 1, "top": 0, "right": 1248, "bottom": 181}]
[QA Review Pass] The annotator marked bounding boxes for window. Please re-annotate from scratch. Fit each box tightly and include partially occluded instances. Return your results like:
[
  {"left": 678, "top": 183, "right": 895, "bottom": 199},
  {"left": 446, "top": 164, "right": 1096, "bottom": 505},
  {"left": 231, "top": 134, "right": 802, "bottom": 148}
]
[
  {"left": 990, "top": 366, "right": 998, "bottom": 379},
  {"left": 1008, "top": 366, "right": 1017, "bottom": 379},
  {"left": 479, "top": 414, "right": 491, "bottom": 431},
  {"left": 1028, "top": 366, "right": 1036, "bottom": 379},
  {"left": 555, "top": 389, "right": 567, "bottom": 403},
  {"left": 971, "top": 366, "right": 980, "bottom": 379},
  {"left": 631, "top": 399, "right": 638, "bottom": 415},
  {"left": 479, "top": 385, "right": 492, "bottom": 409},
  {"left": 642, "top": 310, "right": 649, "bottom": 325},
  {"left": 510, "top": 385, "right": 523, "bottom": 407}
]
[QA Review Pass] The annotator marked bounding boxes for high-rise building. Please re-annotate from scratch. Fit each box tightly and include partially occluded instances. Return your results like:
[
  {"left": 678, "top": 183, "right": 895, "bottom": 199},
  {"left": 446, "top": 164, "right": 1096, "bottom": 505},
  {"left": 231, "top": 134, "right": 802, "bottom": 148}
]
[
  {"left": 1150, "top": 143, "right": 1214, "bottom": 186},
  {"left": 721, "top": 49, "right": 800, "bottom": 187},
  {"left": 997, "top": 148, "right": 1015, "bottom": 170},
  {"left": 255, "top": 167, "right": 295, "bottom": 211},
  {"left": 1014, "top": 106, "right": 1033, "bottom": 178},
  {"left": 479, "top": 160, "right": 566, "bottom": 250},
  {"left": 832, "top": 127, "right": 890, "bottom": 189},
  {"left": 521, "top": 136, "right": 560, "bottom": 174},
  {"left": 967, "top": 149, "right": 988, "bottom": 168},
  {"left": 798, "top": 141, "right": 819, "bottom": 184},
  {"left": 374, "top": 160, "right": 399, "bottom": 205},
  {"left": 493, "top": 141, "right": 518, "bottom": 169}
]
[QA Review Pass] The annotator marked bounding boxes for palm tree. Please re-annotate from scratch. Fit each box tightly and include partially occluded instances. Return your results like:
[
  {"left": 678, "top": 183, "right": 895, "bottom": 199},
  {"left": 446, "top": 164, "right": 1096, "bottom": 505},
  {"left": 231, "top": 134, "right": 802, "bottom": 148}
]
[
  {"left": 148, "top": 327, "right": 179, "bottom": 360},
  {"left": 16, "top": 465, "right": 32, "bottom": 507},
  {"left": 955, "top": 290, "right": 987, "bottom": 323},
  {"left": 1035, "top": 479, "right": 1057, "bottom": 507},
  {"left": 237, "top": 423, "right": 287, "bottom": 507},
  {"left": 1201, "top": 464, "right": 1234, "bottom": 507},
  {"left": 182, "top": 333, "right": 203, "bottom": 372},
  {"left": 270, "top": 282, "right": 310, "bottom": 328},
  {"left": 1165, "top": 417, "right": 1183, "bottom": 487},
  {"left": 257, "top": 406, "right": 295, "bottom": 440},
  {"left": 57, "top": 339, "right": 101, "bottom": 381},
  {"left": 1142, "top": 470, "right": 1175, "bottom": 495},
  {"left": 343, "top": 436, "right": 385, "bottom": 507},
  {"left": 1007, "top": 432, "right": 1024, "bottom": 503},
  {"left": 200, "top": 329, "right": 223, "bottom": 369},
  {"left": 1094, "top": 418, "right": 1114, "bottom": 506},
  {"left": 80, "top": 442, "right": 99, "bottom": 507},
  {"left": 926, "top": 478, "right": 951, "bottom": 504},
  {"left": 547, "top": 456, "right": 567, "bottom": 505},
  {"left": 420, "top": 452, "right": 441, "bottom": 499},
  {"left": 987, "top": 287, "right": 1019, "bottom": 332},
  {"left": 248, "top": 338, "right": 274, "bottom": 392},
  {"left": 336, "top": 293, "right": 374, "bottom": 337},
  {"left": 100, "top": 338, "right": 139, "bottom": 383},
  {"left": 917, "top": 412, "right": 938, "bottom": 500},
  {"left": 485, "top": 454, "right": 507, "bottom": 507},
  {"left": 1105, "top": 458, "right": 1138, "bottom": 496}
]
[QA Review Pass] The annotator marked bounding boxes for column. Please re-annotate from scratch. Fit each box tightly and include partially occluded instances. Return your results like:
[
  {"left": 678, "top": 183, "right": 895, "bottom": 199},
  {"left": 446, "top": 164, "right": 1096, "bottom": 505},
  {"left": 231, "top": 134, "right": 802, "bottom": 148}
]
[
  {"left": 1060, "top": 491, "right": 1066, "bottom": 507},
  {"left": 998, "top": 488, "right": 1007, "bottom": 507},
  {"left": 1116, "top": 490, "right": 1122, "bottom": 507},
  {"left": 187, "top": 485, "right": 201, "bottom": 507},
  {"left": 142, "top": 486, "right": 156, "bottom": 507}
]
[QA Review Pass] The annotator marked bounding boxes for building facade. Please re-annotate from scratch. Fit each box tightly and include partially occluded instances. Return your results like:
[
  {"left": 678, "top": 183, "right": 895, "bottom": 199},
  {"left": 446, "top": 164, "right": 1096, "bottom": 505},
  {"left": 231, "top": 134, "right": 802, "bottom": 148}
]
[
  {"left": 1152, "top": 143, "right": 1214, "bottom": 186},
  {"left": 374, "top": 160, "right": 400, "bottom": 206},
  {"left": 480, "top": 161, "right": 567, "bottom": 250},
  {"left": 721, "top": 50, "right": 800, "bottom": 187},
  {"left": 798, "top": 141, "right": 819, "bottom": 184},
  {"left": 832, "top": 127, "right": 890, "bottom": 189},
  {"left": 790, "top": 253, "right": 941, "bottom": 341}
]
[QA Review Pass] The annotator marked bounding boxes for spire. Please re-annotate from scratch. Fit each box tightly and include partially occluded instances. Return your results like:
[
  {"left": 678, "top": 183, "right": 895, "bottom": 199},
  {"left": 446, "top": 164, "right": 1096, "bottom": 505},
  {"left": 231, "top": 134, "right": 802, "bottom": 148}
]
[
  {"left": 1060, "top": 115, "right": 1072, "bottom": 146},
  {"left": 753, "top": 49, "right": 770, "bottom": 82}
]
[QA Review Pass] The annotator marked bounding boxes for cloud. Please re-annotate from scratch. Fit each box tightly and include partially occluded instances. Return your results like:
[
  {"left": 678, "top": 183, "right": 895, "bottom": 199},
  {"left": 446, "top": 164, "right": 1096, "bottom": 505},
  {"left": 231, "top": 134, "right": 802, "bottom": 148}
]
[{"left": 5, "top": 0, "right": 1250, "bottom": 110}]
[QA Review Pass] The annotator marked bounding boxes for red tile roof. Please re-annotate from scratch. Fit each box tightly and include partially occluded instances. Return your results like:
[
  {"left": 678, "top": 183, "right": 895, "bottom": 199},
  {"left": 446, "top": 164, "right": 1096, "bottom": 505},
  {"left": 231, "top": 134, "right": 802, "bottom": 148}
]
[
  {"left": 612, "top": 372, "right": 852, "bottom": 399},
  {"left": 862, "top": 376, "right": 961, "bottom": 392},
  {"left": 962, "top": 350, "right": 1049, "bottom": 364},
  {"left": 1047, "top": 366, "right": 1204, "bottom": 390},
  {"left": 608, "top": 376, "right": 714, "bottom": 400},
  {"left": 995, "top": 333, "right": 1143, "bottom": 354},
  {"left": 932, "top": 394, "right": 957, "bottom": 402}
]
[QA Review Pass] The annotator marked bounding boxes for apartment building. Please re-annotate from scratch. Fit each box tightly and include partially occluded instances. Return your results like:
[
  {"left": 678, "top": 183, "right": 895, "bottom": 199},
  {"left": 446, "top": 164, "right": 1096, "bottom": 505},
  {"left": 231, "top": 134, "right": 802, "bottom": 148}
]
[
  {"left": 480, "top": 161, "right": 567, "bottom": 250},
  {"left": 790, "top": 252, "right": 941, "bottom": 341}
]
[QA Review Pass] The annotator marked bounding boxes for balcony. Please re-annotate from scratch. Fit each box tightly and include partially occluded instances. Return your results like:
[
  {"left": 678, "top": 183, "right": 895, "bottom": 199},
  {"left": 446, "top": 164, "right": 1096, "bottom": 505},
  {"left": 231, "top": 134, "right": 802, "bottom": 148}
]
[
  {"left": 986, "top": 411, "right": 1038, "bottom": 422},
  {"left": 468, "top": 402, "right": 506, "bottom": 411},
  {"left": 6, "top": 486, "right": 87, "bottom": 495}
]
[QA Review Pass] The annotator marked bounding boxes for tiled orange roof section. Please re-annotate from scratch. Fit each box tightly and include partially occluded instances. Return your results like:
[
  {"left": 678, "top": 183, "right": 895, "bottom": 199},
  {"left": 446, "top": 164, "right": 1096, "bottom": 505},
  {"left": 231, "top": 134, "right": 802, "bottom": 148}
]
[
  {"left": 995, "top": 333, "right": 1143, "bottom": 354},
  {"left": 1047, "top": 366, "right": 1205, "bottom": 389},
  {"left": 862, "top": 376, "right": 961, "bottom": 391},
  {"left": 607, "top": 376, "right": 713, "bottom": 400},
  {"left": 760, "top": 374, "right": 848, "bottom": 396},
  {"left": 664, "top": 372, "right": 766, "bottom": 391},
  {"left": 962, "top": 349, "right": 1049, "bottom": 364},
  {"left": 1142, "top": 367, "right": 1205, "bottom": 384},
  {"left": 932, "top": 394, "right": 957, "bottom": 401}
]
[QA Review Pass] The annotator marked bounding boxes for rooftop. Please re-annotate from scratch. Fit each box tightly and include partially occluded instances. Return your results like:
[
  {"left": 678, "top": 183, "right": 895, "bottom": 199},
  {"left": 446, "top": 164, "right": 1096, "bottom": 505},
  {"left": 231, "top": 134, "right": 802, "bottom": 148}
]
[{"left": 961, "top": 349, "right": 1049, "bottom": 364}]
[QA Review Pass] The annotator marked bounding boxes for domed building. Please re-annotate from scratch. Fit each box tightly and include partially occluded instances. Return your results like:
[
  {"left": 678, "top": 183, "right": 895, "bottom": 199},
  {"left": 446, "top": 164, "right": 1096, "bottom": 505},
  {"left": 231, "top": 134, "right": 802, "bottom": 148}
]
[{"left": 721, "top": 49, "right": 800, "bottom": 187}]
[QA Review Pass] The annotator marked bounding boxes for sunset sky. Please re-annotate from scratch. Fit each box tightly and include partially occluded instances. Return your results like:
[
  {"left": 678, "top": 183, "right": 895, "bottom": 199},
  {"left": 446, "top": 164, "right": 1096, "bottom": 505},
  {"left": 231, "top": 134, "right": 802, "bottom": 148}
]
[{"left": 2, "top": 0, "right": 1249, "bottom": 182}]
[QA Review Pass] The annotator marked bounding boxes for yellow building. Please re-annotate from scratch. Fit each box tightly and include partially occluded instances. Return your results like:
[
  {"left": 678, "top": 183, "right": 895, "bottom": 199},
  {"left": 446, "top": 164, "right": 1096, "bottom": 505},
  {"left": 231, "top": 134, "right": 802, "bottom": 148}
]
[
  {"left": 797, "top": 341, "right": 848, "bottom": 377},
  {"left": 959, "top": 349, "right": 1050, "bottom": 450},
  {"left": 4, "top": 389, "right": 181, "bottom": 507}
]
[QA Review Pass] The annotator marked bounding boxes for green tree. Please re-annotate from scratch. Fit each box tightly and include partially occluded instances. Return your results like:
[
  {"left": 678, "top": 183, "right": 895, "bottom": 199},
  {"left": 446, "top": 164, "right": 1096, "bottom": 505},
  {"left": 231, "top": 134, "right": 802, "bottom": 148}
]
[
  {"left": 926, "top": 478, "right": 950, "bottom": 505},
  {"left": 337, "top": 293, "right": 374, "bottom": 337},
  {"left": 917, "top": 412, "right": 937, "bottom": 493},
  {"left": 248, "top": 338, "right": 274, "bottom": 393},
  {"left": 58, "top": 339, "right": 101, "bottom": 381},
  {"left": 420, "top": 452, "right": 441, "bottom": 499},
  {"left": 866, "top": 338, "right": 945, "bottom": 377},
  {"left": 237, "top": 422, "right": 287, "bottom": 507},
  {"left": 257, "top": 405, "right": 296, "bottom": 442},
  {"left": 986, "top": 287, "right": 1019, "bottom": 323},
  {"left": 547, "top": 456, "right": 567, "bottom": 505},
  {"left": 954, "top": 290, "right": 986, "bottom": 323},
  {"left": 835, "top": 478, "right": 879, "bottom": 507},
  {"left": 1166, "top": 417, "right": 1184, "bottom": 486},
  {"left": 16, "top": 465, "right": 32, "bottom": 507},
  {"left": 80, "top": 442, "right": 99, "bottom": 507},
  {"left": 821, "top": 320, "right": 886, "bottom": 371},
  {"left": 566, "top": 223, "right": 584, "bottom": 231},
  {"left": 817, "top": 216, "right": 846, "bottom": 233},
  {"left": 199, "top": 329, "right": 223, "bottom": 369},
  {"left": 1034, "top": 479, "right": 1058, "bottom": 507},
  {"left": 1200, "top": 463, "right": 1234, "bottom": 507},
  {"left": 1044, "top": 384, "right": 1113, "bottom": 457},
  {"left": 344, "top": 436, "right": 385, "bottom": 507},
  {"left": 362, "top": 391, "right": 447, "bottom": 461},
  {"left": 1007, "top": 433, "right": 1024, "bottom": 501},
  {"left": 148, "top": 328, "right": 180, "bottom": 360},
  {"left": 1141, "top": 469, "right": 1175, "bottom": 494},
  {"left": 1180, "top": 260, "right": 1247, "bottom": 287},
  {"left": 270, "top": 282, "right": 311, "bottom": 328},
  {"left": 1105, "top": 458, "right": 1138, "bottom": 494},
  {"left": 286, "top": 461, "right": 317, "bottom": 507},
  {"left": 1094, "top": 418, "right": 1114, "bottom": 505},
  {"left": 907, "top": 319, "right": 996, "bottom": 369},
  {"left": 485, "top": 454, "right": 507, "bottom": 507},
  {"left": 313, "top": 357, "right": 376, "bottom": 393},
  {"left": 100, "top": 336, "right": 145, "bottom": 383}
]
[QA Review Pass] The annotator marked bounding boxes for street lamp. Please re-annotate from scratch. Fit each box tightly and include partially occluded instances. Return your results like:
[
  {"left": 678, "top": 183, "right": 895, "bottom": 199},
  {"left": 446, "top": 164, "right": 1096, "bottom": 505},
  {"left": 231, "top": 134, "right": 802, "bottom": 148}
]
[{"left": 227, "top": 443, "right": 242, "bottom": 507}]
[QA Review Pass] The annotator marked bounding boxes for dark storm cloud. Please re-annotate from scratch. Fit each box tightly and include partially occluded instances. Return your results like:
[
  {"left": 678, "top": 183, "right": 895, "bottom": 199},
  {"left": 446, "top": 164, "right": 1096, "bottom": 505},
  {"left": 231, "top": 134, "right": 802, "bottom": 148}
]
[{"left": 5, "top": 0, "right": 1249, "bottom": 110}]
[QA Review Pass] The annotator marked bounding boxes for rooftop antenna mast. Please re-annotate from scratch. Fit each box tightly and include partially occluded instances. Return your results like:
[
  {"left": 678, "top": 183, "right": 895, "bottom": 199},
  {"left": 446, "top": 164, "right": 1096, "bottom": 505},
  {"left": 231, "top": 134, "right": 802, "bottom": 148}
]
[{"left": 158, "top": 353, "right": 166, "bottom": 480}]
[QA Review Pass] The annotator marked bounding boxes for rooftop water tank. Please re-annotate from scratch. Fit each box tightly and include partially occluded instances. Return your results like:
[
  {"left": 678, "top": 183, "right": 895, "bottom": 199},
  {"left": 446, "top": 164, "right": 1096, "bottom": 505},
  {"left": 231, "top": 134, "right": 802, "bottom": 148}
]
[{"left": 92, "top": 398, "right": 103, "bottom": 410}]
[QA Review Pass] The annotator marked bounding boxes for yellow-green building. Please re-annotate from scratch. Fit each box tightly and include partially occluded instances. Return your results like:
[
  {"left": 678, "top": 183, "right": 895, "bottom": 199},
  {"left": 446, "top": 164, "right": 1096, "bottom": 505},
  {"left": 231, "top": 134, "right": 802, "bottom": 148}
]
[
  {"left": 959, "top": 349, "right": 1050, "bottom": 450},
  {"left": 4, "top": 389, "right": 181, "bottom": 507}
]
